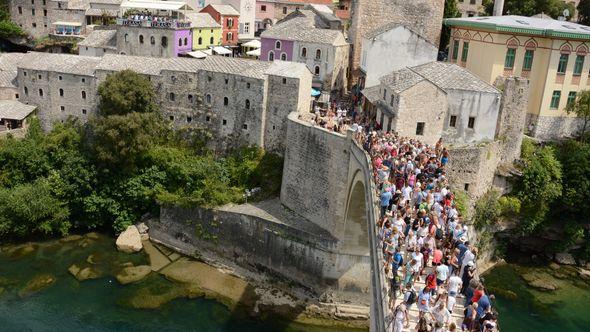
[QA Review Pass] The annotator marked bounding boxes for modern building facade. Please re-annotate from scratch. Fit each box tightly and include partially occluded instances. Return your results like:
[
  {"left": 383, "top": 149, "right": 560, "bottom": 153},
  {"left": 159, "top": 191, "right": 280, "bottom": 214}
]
[
  {"left": 445, "top": 15, "right": 590, "bottom": 139},
  {"left": 200, "top": 4, "right": 239, "bottom": 46}
]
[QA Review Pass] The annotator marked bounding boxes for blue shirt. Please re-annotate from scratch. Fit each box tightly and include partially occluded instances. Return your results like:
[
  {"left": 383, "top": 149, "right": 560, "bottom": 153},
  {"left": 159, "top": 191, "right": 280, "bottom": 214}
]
[
  {"left": 477, "top": 295, "right": 490, "bottom": 317},
  {"left": 380, "top": 191, "right": 392, "bottom": 207}
]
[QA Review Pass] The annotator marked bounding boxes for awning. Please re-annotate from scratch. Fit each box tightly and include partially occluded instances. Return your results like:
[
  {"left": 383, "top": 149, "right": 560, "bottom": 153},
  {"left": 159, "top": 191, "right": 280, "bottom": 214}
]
[
  {"left": 212, "top": 46, "right": 232, "bottom": 55},
  {"left": 246, "top": 49, "right": 260, "bottom": 56},
  {"left": 0, "top": 100, "right": 36, "bottom": 120},
  {"left": 203, "top": 49, "right": 213, "bottom": 55},
  {"left": 242, "top": 39, "right": 261, "bottom": 48},
  {"left": 311, "top": 88, "right": 321, "bottom": 97},
  {"left": 52, "top": 21, "right": 83, "bottom": 26},
  {"left": 186, "top": 50, "right": 207, "bottom": 59},
  {"left": 120, "top": 0, "right": 193, "bottom": 11}
]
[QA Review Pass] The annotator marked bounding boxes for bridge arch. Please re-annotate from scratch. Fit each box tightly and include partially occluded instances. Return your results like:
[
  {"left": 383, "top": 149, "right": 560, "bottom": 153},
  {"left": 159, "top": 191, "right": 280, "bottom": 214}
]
[{"left": 341, "top": 170, "right": 370, "bottom": 256}]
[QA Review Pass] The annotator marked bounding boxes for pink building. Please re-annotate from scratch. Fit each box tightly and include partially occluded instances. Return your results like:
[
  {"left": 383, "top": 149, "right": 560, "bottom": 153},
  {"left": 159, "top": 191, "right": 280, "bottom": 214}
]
[{"left": 255, "top": 0, "right": 334, "bottom": 35}]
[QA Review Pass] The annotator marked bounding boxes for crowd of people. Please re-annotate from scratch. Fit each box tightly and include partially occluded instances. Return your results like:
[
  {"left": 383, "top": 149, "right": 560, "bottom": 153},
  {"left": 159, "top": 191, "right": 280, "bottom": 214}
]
[
  {"left": 359, "top": 130, "right": 499, "bottom": 332},
  {"left": 309, "top": 100, "right": 364, "bottom": 134}
]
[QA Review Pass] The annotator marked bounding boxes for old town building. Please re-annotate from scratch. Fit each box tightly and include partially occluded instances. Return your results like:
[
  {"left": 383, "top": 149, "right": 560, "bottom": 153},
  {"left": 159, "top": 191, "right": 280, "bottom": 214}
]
[
  {"left": 458, "top": 0, "right": 483, "bottom": 17},
  {"left": 200, "top": 4, "right": 239, "bottom": 46},
  {"left": 254, "top": 0, "right": 333, "bottom": 34}
]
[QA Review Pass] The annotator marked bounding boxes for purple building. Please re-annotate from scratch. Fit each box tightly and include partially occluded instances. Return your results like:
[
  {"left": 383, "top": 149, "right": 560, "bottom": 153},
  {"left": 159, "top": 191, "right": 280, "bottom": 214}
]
[
  {"left": 174, "top": 29, "right": 193, "bottom": 56},
  {"left": 260, "top": 38, "right": 294, "bottom": 61}
]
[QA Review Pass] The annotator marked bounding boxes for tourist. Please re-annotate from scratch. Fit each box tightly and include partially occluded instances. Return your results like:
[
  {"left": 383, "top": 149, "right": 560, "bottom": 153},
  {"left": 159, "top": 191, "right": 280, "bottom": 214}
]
[
  {"left": 388, "top": 303, "right": 409, "bottom": 332},
  {"left": 417, "top": 286, "right": 431, "bottom": 319},
  {"left": 432, "top": 302, "right": 451, "bottom": 330},
  {"left": 462, "top": 302, "right": 478, "bottom": 331}
]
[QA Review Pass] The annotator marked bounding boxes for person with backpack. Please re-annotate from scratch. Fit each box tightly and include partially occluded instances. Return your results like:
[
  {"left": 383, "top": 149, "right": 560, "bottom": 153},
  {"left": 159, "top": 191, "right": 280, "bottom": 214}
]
[
  {"left": 403, "top": 283, "right": 417, "bottom": 311},
  {"left": 387, "top": 303, "right": 409, "bottom": 332}
]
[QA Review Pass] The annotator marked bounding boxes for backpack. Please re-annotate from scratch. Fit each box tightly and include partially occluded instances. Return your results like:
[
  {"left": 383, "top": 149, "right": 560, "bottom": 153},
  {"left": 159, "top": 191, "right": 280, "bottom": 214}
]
[
  {"left": 435, "top": 227, "right": 444, "bottom": 240},
  {"left": 406, "top": 289, "right": 417, "bottom": 305},
  {"left": 392, "top": 252, "right": 403, "bottom": 270}
]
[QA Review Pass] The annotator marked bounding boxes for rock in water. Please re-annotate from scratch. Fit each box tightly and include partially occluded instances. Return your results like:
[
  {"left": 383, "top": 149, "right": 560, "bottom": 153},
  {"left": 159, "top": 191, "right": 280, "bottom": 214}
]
[
  {"left": 68, "top": 264, "right": 102, "bottom": 281},
  {"left": 554, "top": 253, "right": 576, "bottom": 265},
  {"left": 579, "top": 269, "right": 590, "bottom": 281},
  {"left": 116, "top": 226, "right": 143, "bottom": 253},
  {"left": 116, "top": 265, "right": 152, "bottom": 284},
  {"left": 18, "top": 274, "right": 56, "bottom": 297}
]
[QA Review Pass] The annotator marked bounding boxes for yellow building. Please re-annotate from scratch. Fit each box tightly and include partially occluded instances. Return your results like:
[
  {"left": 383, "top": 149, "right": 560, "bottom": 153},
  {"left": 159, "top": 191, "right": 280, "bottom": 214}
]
[
  {"left": 186, "top": 12, "right": 222, "bottom": 51},
  {"left": 445, "top": 15, "right": 590, "bottom": 140}
]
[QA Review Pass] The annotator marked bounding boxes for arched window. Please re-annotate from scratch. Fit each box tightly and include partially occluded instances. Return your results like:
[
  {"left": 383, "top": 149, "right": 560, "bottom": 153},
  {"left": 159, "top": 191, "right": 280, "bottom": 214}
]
[
  {"left": 124, "top": 34, "right": 128, "bottom": 42},
  {"left": 161, "top": 36, "right": 168, "bottom": 47},
  {"left": 59, "top": 88, "right": 64, "bottom": 97},
  {"left": 24, "top": 86, "right": 28, "bottom": 95},
  {"left": 198, "top": 37, "right": 202, "bottom": 45},
  {"left": 139, "top": 35, "right": 144, "bottom": 44},
  {"left": 315, "top": 49, "right": 321, "bottom": 60},
  {"left": 150, "top": 36, "right": 155, "bottom": 45},
  {"left": 245, "top": 99, "right": 250, "bottom": 109},
  {"left": 178, "top": 38, "right": 182, "bottom": 47},
  {"left": 210, "top": 36, "right": 214, "bottom": 44},
  {"left": 169, "top": 92, "right": 175, "bottom": 101},
  {"left": 301, "top": 47, "right": 307, "bottom": 57},
  {"left": 184, "top": 37, "right": 188, "bottom": 46},
  {"left": 188, "top": 94, "right": 193, "bottom": 103},
  {"left": 280, "top": 53, "right": 287, "bottom": 60},
  {"left": 205, "top": 94, "right": 212, "bottom": 104},
  {"left": 269, "top": 51, "right": 274, "bottom": 61},
  {"left": 227, "top": 32, "right": 233, "bottom": 42},
  {"left": 38, "top": 88, "right": 43, "bottom": 97},
  {"left": 81, "top": 91, "right": 86, "bottom": 99},
  {"left": 223, "top": 97, "right": 228, "bottom": 106},
  {"left": 314, "top": 66, "right": 320, "bottom": 76},
  {"left": 275, "top": 40, "right": 281, "bottom": 49}
]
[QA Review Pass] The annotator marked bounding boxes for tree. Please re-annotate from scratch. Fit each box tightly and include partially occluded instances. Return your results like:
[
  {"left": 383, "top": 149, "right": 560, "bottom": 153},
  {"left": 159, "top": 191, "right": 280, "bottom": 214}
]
[
  {"left": 485, "top": 0, "right": 574, "bottom": 19},
  {"left": 440, "top": 0, "right": 462, "bottom": 53},
  {"left": 97, "top": 70, "right": 158, "bottom": 116},
  {"left": 565, "top": 90, "right": 590, "bottom": 140},
  {"left": 579, "top": 0, "right": 590, "bottom": 25}
]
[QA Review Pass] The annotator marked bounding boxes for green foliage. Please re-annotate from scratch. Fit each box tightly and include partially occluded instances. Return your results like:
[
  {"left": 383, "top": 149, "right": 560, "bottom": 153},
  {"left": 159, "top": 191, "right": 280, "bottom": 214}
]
[
  {"left": 520, "top": 137, "right": 536, "bottom": 160},
  {"left": 555, "top": 140, "right": 590, "bottom": 217},
  {"left": 473, "top": 189, "right": 521, "bottom": 230},
  {"left": 579, "top": 0, "right": 590, "bottom": 25},
  {"left": 440, "top": 0, "right": 461, "bottom": 53},
  {"left": 453, "top": 190, "right": 470, "bottom": 219},
  {"left": 482, "top": 0, "right": 575, "bottom": 19},
  {"left": 565, "top": 89, "right": 590, "bottom": 140},
  {"left": 97, "top": 70, "right": 158, "bottom": 116}
]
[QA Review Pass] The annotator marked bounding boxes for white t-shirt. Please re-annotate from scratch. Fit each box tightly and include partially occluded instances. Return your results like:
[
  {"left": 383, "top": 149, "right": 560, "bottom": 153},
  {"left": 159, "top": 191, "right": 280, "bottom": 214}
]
[
  {"left": 448, "top": 276, "right": 462, "bottom": 293},
  {"left": 412, "top": 252, "right": 423, "bottom": 270},
  {"left": 436, "top": 264, "right": 449, "bottom": 281}
]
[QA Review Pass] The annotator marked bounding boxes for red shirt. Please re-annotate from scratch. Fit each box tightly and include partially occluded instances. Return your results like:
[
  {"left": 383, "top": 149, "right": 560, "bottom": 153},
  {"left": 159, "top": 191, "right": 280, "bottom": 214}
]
[{"left": 471, "top": 289, "right": 484, "bottom": 303}]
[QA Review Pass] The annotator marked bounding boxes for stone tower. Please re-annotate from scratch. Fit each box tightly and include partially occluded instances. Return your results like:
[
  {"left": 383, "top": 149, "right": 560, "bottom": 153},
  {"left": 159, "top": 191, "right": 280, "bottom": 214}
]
[
  {"left": 348, "top": 0, "right": 445, "bottom": 83},
  {"left": 494, "top": 77, "right": 530, "bottom": 163}
]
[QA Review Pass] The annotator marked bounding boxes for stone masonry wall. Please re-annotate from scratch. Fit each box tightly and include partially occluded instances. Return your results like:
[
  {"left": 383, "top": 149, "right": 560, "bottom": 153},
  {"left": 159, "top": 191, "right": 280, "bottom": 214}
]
[
  {"left": 116, "top": 27, "right": 177, "bottom": 58},
  {"left": 494, "top": 77, "right": 529, "bottom": 162},
  {"left": 527, "top": 113, "right": 586, "bottom": 141}
]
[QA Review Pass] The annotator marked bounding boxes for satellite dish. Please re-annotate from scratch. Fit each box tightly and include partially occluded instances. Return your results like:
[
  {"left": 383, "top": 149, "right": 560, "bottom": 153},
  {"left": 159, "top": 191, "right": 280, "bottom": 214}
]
[{"left": 564, "top": 9, "right": 570, "bottom": 17}]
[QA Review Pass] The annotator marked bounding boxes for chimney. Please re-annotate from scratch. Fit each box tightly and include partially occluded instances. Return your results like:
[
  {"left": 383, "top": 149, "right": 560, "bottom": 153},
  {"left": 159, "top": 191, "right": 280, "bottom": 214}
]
[{"left": 493, "top": 0, "right": 505, "bottom": 16}]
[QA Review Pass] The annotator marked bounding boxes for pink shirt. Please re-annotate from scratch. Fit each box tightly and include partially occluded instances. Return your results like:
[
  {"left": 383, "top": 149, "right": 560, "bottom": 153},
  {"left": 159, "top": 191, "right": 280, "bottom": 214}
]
[{"left": 432, "top": 249, "right": 443, "bottom": 264}]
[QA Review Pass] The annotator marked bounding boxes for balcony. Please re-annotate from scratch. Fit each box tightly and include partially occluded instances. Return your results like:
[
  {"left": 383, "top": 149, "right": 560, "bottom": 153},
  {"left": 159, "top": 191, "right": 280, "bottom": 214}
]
[{"left": 117, "top": 17, "right": 191, "bottom": 29}]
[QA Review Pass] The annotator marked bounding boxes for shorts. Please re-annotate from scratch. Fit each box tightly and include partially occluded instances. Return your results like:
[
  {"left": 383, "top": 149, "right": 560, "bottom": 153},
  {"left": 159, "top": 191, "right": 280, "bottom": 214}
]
[{"left": 436, "top": 278, "right": 444, "bottom": 286}]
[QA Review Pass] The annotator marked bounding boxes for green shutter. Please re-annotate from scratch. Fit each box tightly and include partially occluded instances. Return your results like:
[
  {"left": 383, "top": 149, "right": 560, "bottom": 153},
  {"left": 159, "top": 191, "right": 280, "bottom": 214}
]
[
  {"left": 550, "top": 91, "right": 561, "bottom": 109},
  {"left": 523, "top": 50, "right": 534, "bottom": 71},
  {"left": 504, "top": 48, "right": 516, "bottom": 69},
  {"left": 452, "top": 40, "right": 459, "bottom": 60},
  {"left": 558, "top": 54, "right": 569, "bottom": 74},
  {"left": 567, "top": 91, "right": 577, "bottom": 105},
  {"left": 461, "top": 42, "right": 469, "bottom": 62},
  {"left": 574, "top": 55, "right": 585, "bottom": 75}
]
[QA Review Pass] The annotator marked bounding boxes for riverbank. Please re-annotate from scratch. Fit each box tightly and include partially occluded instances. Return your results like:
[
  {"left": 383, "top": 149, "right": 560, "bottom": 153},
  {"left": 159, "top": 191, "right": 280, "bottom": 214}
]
[{"left": 0, "top": 233, "right": 368, "bottom": 331}]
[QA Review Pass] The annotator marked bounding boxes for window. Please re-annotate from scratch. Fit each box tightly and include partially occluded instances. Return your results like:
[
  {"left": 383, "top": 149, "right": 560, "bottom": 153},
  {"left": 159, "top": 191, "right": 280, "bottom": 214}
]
[
  {"left": 523, "top": 50, "right": 534, "bottom": 71},
  {"left": 451, "top": 39, "right": 459, "bottom": 61},
  {"left": 464, "top": 183, "right": 470, "bottom": 191},
  {"left": 169, "top": 92, "right": 175, "bottom": 101},
  {"left": 244, "top": 23, "right": 250, "bottom": 33},
  {"left": 169, "top": 115, "right": 174, "bottom": 121},
  {"left": 198, "top": 37, "right": 202, "bottom": 45},
  {"left": 227, "top": 32, "right": 233, "bottom": 41},
  {"left": 224, "top": 78, "right": 228, "bottom": 84},
  {"left": 314, "top": 66, "right": 320, "bottom": 75},
  {"left": 468, "top": 117, "right": 476, "bottom": 129},
  {"left": 567, "top": 91, "right": 577, "bottom": 105},
  {"left": 150, "top": 36, "right": 155, "bottom": 45},
  {"left": 43, "top": 9, "right": 47, "bottom": 16},
  {"left": 32, "top": 23, "right": 36, "bottom": 28},
  {"left": 81, "top": 91, "right": 86, "bottom": 99},
  {"left": 31, "top": 0, "right": 34, "bottom": 4},
  {"left": 416, "top": 122, "right": 425, "bottom": 135},
  {"left": 206, "top": 116, "right": 211, "bottom": 122},
  {"left": 210, "top": 36, "right": 214, "bottom": 44},
  {"left": 558, "top": 53, "right": 569, "bottom": 74},
  {"left": 282, "top": 78, "right": 287, "bottom": 84},
  {"left": 82, "top": 109, "right": 87, "bottom": 115},
  {"left": 15, "top": 93, "right": 18, "bottom": 99},
  {"left": 187, "top": 116, "right": 192, "bottom": 123},
  {"left": 461, "top": 42, "right": 469, "bottom": 62},
  {"left": 59, "top": 88, "right": 64, "bottom": 97},
  {"left": 246, "top": 83, "right": 250, "bottom": 89},
  {"left": 223, "top": 97, "right": 228, "bottom": 105},
  {"left": 315, "top": 49, "right": 321, "bottom": 60},
  {"left": 184, "top": 37, "right": 188, "bottom": 46},
  {"left": 269, "top": 51, "right": 274, "bottom": 61},
  {"left": 449, "top": 115, "right": 457, "bottom": 127},
  {"left": 161, "top": 36, "right": 168, "bottom": 47},
  {"left": 31, "top": 9, "right": 35, "bottom": 16},
  {"left": 178, "top": 38, "right": 182, "bottom": 47},
  {"left": 280, "top": 53, "right": 286, "bottom": 60},
  {"left": 60, "top": 106, "right": 65, "bottom": 111},
  {"left": 550, "top": 90, "right": 561, "bottom": 109},
  {"left": 574, "top": 55, "right": 585, "bottom": 75},
  {"left": 23, "top": 71, "right": 27, "bottom": 77},
  {"left": 81, "top": 78, "right": 85, "bottom": 83},
  {"left": 227, "top": 18, "right": 233, "bottom": 28},
  {"left": 18, "top": 6, "right": 22, "bottom": 14},
  {"left": 222, "top": 119, "right": 227, "bottom": 125},
  {"left": 282, "top": 7, "right": 287, "bottom": 14},
  {"left": 243, "top": 123, "right": 248, "bottom": 130},
  {"left": 24, "top": 86, "right": 28, "bottom": 95},
  {"left": 275, "top": 41, "right": 281, "bottom": 49},
  {"left": 504, "top": 48, "right": 516, "bottom": 69},
  {"left": 188, "top": 94, "right": 193, "bottom": 103},
  {"left": 301, "top": 47, "right": 307, "bottom": 57},
  {"left": 205, "top": 94, "right": 212, "bottom": 104},
  {"left": 261, "top": 5, "right": 266, "bottom": 12},
  {"left": 245, "top": 99, "right": 250, "bottom": 109},
  {"left": 38, "top": 88, "right": 43, "bottom": 97},
  {"left": 124, "top": 34, "right": 128, "bottom": 42},
  {"left": 139, "top": 35, "right": 144, "bottom": 44},
  {"left": 38, "top": 74, "right": 42, "bottom": 79}
]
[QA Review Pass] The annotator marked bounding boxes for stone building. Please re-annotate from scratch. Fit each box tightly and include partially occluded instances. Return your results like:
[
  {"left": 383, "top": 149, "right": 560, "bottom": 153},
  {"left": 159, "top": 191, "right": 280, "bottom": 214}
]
[
  {"left": 78, "top": 28, "right": 117, "bottom": 56},
  {"left": 200, "top": 4, "right": 239, "bottom": 46},
  {"left": 445, "top": 15, "right": 590, "bottom": 140},
  {"left": 254, "top": 0, "right": 334, "bottom": 34},
  {"left": 10, "top": 52, "right": 312, "bottom": 152},
  {"left": 348, "top": 0, "right": 445, "bottom": 86},
  {"left": 457, "top": 0, "right": 482, "bottom": 17},
  {"left": 359, "top": 23, "right": 438, "bottom": 88},
  {"left": 260, "top": 7, "right": 349, "bottom": 93},
  {"left": 203, "top": 0, "right": 255, "bottom": 41},
  {"left": 361, "top": 62, "right": 501, "bottom": 145},
  {"left": 0, "top": 53, "right": 21, "bottom": 101}
]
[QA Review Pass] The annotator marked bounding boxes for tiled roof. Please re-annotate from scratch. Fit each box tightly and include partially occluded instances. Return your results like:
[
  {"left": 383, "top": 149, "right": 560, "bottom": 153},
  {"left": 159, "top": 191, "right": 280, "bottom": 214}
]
[
  {"left": 411, "top": 62, "right": 499, "bottom": 94},
  {"left": 184, "top": 12, "right": 221, "bottom": 28},
  {"left": 96, "top": 54, "right": 168, "bottom": 75},
  {"left": 184, "top": 56, "right": 272, "bottom": 79},
  {"left": 89, "top": 0, "right": 121, "bottom": 4},
  {"left": 78, "top": 29, "right": 117, "bottom": 48},
  {"left": 0, "top": 53, "right": 21, "bottom": 88},
  {"left": 0, "top": 100, "right": 36, "bottom": 120},
  {"left": 361, "top": 85, "right": 382, "bottom": 104},
  {"left": 66, "top": 0, "right": 91, "bottom": 10},
  {"left": 261, "top": 10, "right": 346, "bottom": 45},
  {"left": 18, "top": 52, "right": 101, "bottom": 76},
  {"left": 265, "top": 60, "right": 310, "bottom": 78},
  {"left": 364, "top": 23, "right": 436, "bottom": 47},
  {"left": 208, "top": 4, "right": 239, "bottom": 16},
  {"left": 380, "top": 68, "right": 425, "bottom": 94}
]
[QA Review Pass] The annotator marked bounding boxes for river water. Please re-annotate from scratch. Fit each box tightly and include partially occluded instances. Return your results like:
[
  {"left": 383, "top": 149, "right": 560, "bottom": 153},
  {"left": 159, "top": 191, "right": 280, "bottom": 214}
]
[
  {"left": 483, "top": 263, "right": 590, "bottom": 332},
  {"left": 0, "top": 234, "right": 363, "bottom": 332}
]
